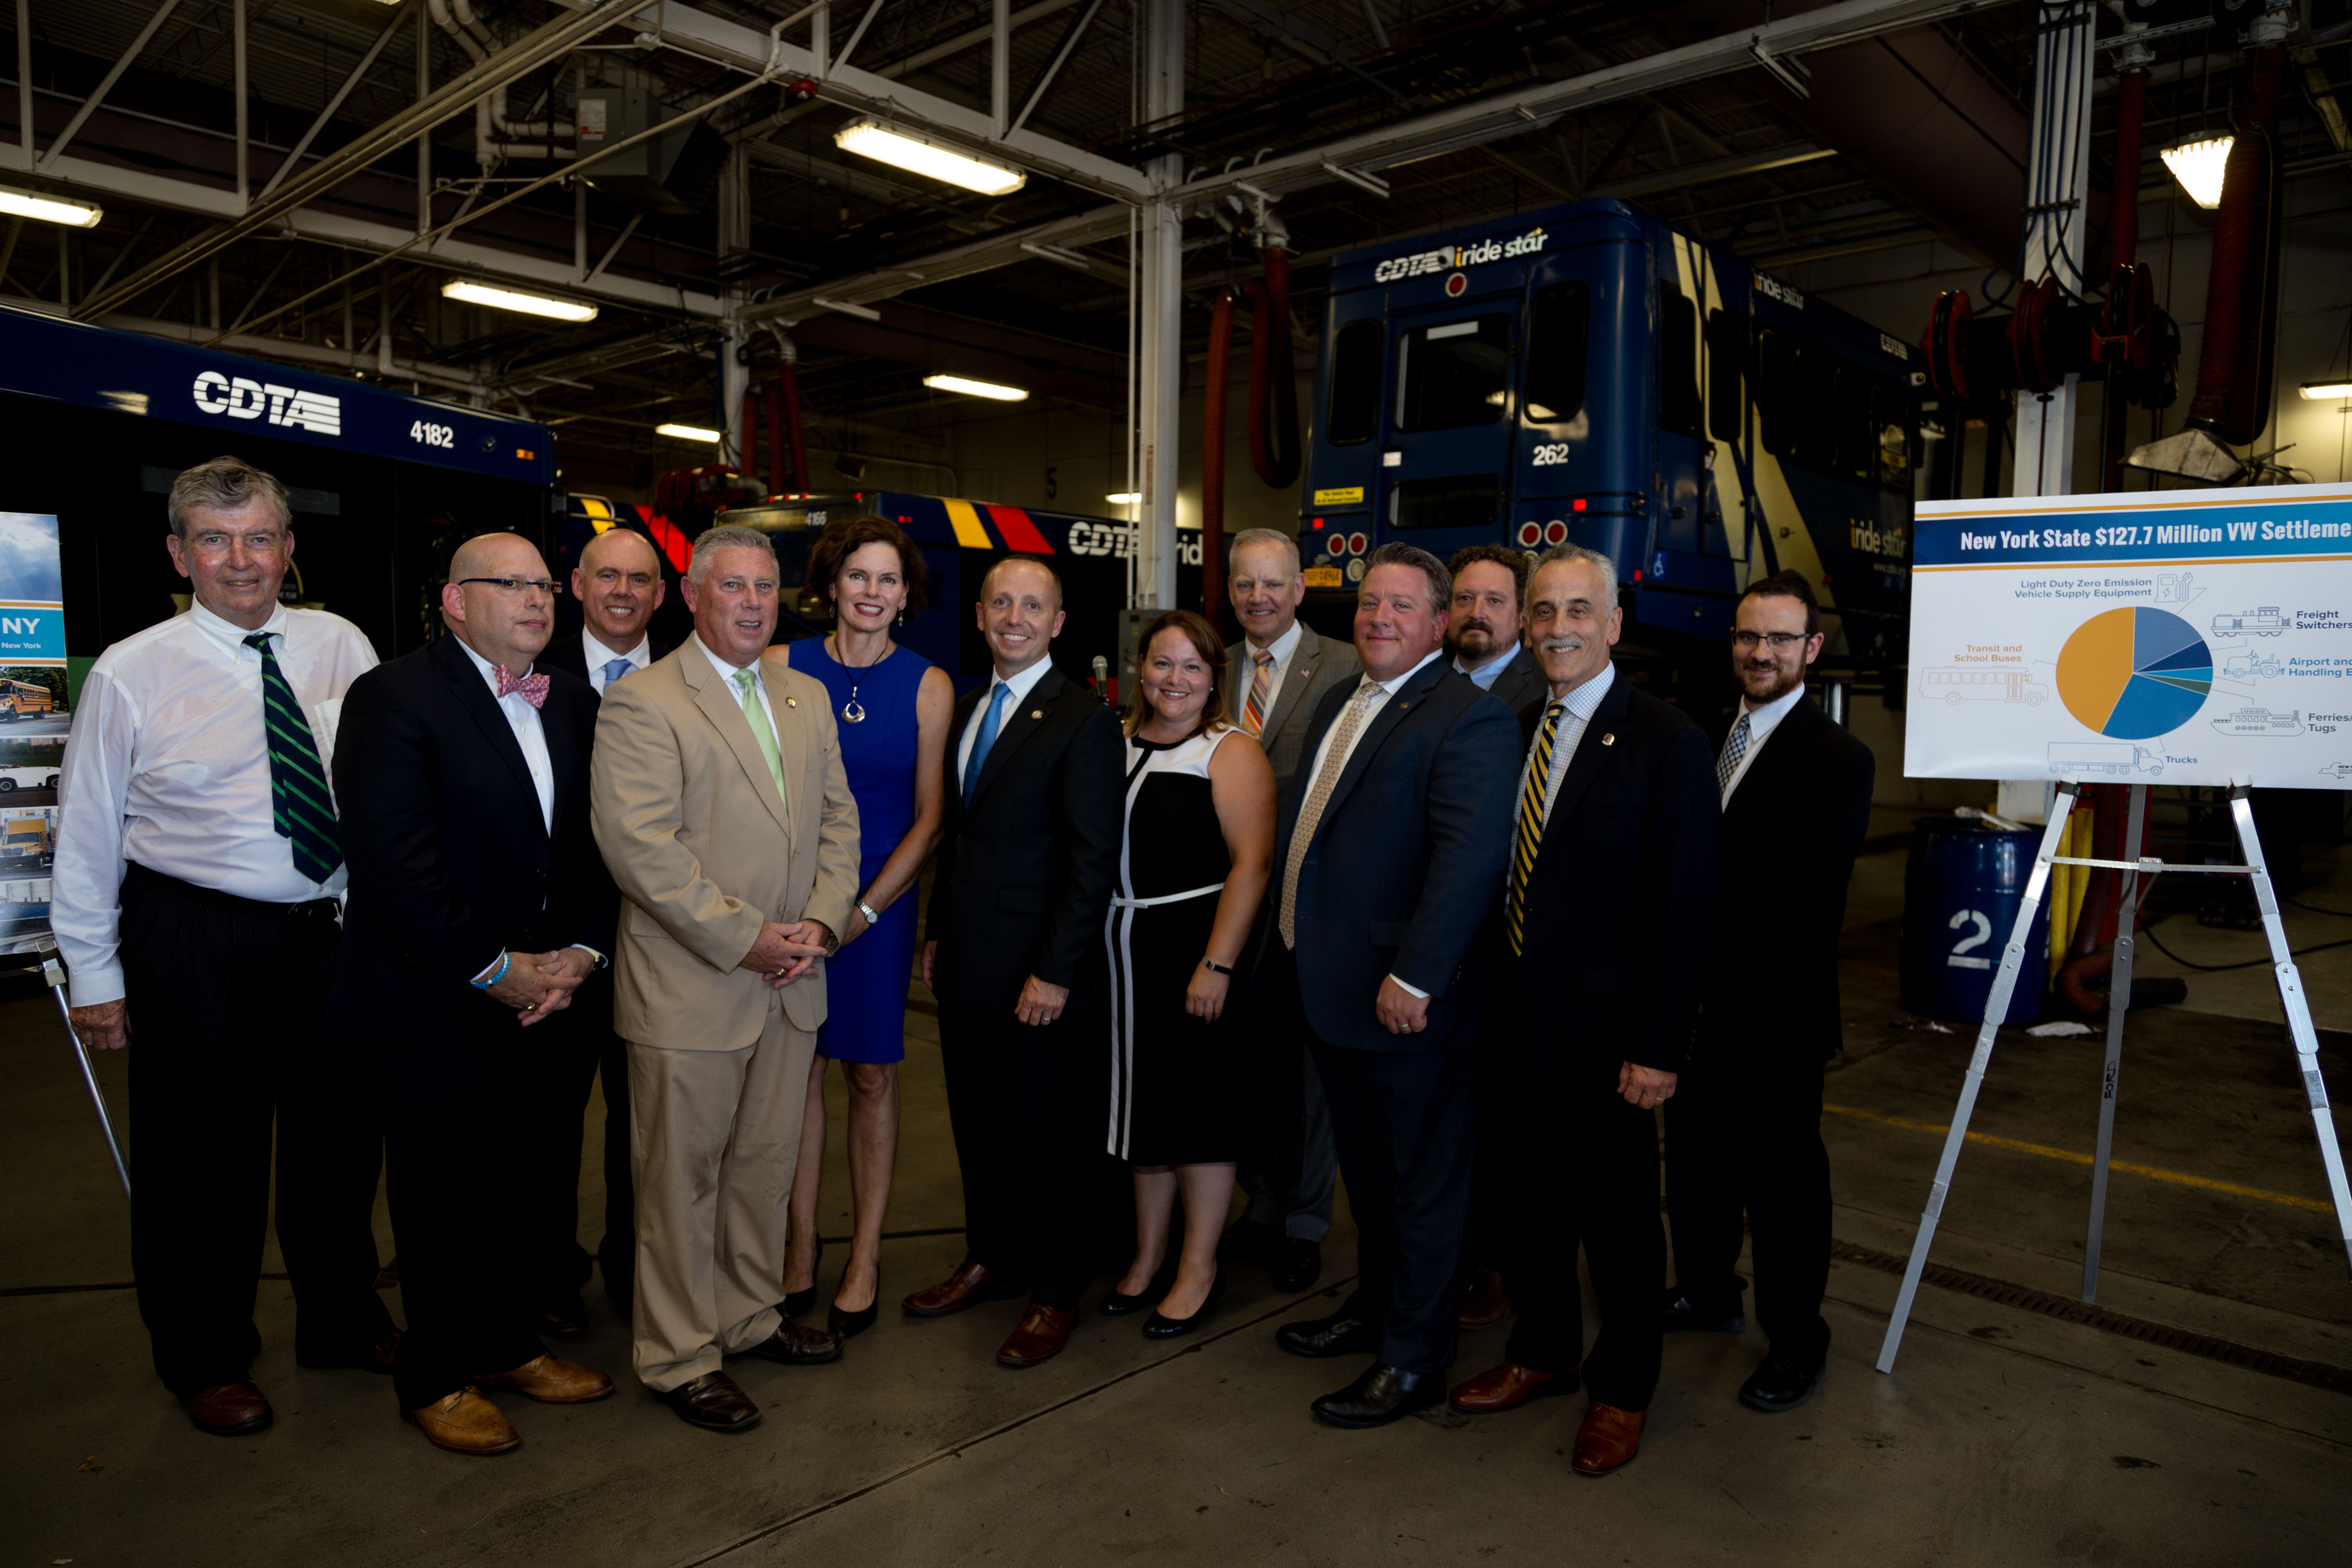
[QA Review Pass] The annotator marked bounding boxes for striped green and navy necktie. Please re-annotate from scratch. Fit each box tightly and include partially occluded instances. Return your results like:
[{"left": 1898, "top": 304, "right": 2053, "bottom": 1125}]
[{"left": 243, "top": 631, "right": 341, "bottom": 883}]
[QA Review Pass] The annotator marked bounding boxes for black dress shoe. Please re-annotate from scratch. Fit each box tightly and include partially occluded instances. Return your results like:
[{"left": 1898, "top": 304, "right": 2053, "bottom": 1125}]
[
  {"left": 1312, "top": 1363, "right": 1445, "bottom": 1429},
  {"left": 1100, "top": 1260, "right": 1176, "bottom": 1317},
  {"left": 1276, "top": 1313, "right": 1377, "bottom": 1359},
  {"left": 536, "top": 1286, "right": 590, "bottom": 1339},
  {"left": 1142, "top": 1268, "right": 1224, "bottom": 1339},
  {"left": 1739, "top": 1349, "right": 1827, "bottom": 1412},
  {"left": 1273, "top": 1237, "right": 1323, "bottom": 1293},
  {"left": 1660, "top": 1290, "right": 1746, "bottom": 1335},
  {"left": 740, "top": 1320, "right": 843, "bottom": 1365},
  {"left": 664, "top": 1371, "right": 760, "bottom": 1432}
]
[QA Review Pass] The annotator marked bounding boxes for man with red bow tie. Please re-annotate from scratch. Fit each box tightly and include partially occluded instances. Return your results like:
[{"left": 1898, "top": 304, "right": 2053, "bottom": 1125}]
[{"left": 329, "top": 532, "right": 620, "bottom": 1455}]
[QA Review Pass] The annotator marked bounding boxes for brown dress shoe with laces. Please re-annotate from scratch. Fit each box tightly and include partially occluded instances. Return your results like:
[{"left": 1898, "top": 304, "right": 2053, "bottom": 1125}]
[
  {"left": 738, "top": 1320, "right": 842, "bottom": 1366},
  {"left": 1456, "top": 1268, "right": 1515, "bottom": 1330},
  {"left": 473, "top": 1353, "right": 615, "bottom": 1404},
  {"left": 996, "top": 1303, "right": 1078, "bottom": 1367},
  {"left": 405, "top": 1386, "right": 521, "bottom": 1455},
  {"left": 183, "top": 1381, "right": 272, "bottom": 1436},
  {"left": 902, "top": 1260, "right": 1026, "bottom": 1318},
  {"left": 1571, "top": 1403, "right": 1646, "bottom": 1475},
  {"left": 1448, "top": 1361, "right": 1580, "bottom": 1413}
]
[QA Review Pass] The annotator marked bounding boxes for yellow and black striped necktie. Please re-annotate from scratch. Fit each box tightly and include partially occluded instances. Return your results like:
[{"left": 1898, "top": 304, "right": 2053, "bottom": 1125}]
[{"left": 1504, "top": 700, "right": 1566, "bottom": 957}]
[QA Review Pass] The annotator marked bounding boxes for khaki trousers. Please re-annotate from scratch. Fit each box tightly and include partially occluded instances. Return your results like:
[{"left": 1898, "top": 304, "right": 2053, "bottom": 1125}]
[{"left": 628, "top": 1005, "right": 818, "bottom": 1392}]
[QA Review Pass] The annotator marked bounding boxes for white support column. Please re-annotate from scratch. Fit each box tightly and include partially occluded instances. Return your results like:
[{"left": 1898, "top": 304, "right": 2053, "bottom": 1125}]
[
  {"left": 1133, "top": 0, "right": 1183, "bottom": 611},
  {"left": 2012, "top": 0, "right": 2095, "bottom": 497},
  {"left": 17, "top": 0, "right": 33, "bottom": 167},
  {"left": 717, "top": 146, "right": 751, "bottom": 469},
  {"left": 992, "top": 0, "right": 1011, "bottom": 138}
]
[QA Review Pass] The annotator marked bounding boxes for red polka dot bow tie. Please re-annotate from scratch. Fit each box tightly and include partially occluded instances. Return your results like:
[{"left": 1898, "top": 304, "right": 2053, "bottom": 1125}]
[{"left": 493, "top": 665, "right": 550, "bottom": 709}]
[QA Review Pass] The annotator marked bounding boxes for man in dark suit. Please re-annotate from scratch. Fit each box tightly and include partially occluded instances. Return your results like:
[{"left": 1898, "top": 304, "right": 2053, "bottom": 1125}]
[
  {"left": 1445, "top": 544, "right": 1546, "bottom": 713},
  {"left": 1446, "top": 545, "right": 1720, "bottom": 1478},
  {"left": 1221, "top": 527, "right": 1361, "bottom": 1292},
  {"left": 905, "top": 556, "right": 1124, "bottom": 1369},
  {"left": 331, "top": 532, "right": 617, "bottom": 1456},
  {"left": 538, "top": 524, "right": 675, "bottom": 1332},
  {"left": 1663, "top": 572, "right": 1874, "bottom": 1413},
  {"left": 1268, "top": 543, "right": 1520, "bottom": 1428}
]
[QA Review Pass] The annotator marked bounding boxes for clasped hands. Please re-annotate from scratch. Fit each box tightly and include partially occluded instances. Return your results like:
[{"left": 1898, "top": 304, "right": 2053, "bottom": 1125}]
[
  {"left": 739, "top": 919, "right": 835, "bottom": 989},
  {"left": 487, "top": 948, "right": 597, "bottom": 1025}
]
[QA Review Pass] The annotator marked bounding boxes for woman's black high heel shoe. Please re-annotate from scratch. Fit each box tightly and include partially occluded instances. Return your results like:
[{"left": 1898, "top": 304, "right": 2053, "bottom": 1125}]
[
  {"left": 829, "top": 1273, "right": 880, "bottom": 1340},
  {"left": 1099, "top": 1261, "right": 1176, "bottom": 1317},
  {"left": 1142, "top": 1268, "right": 1225, "bottom": 1339},
  {"left": 781, "top": 1236, "right": 824, "bottom": 1319}
]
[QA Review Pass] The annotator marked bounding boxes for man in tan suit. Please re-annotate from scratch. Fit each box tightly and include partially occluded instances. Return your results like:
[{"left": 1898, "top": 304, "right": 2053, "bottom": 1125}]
[{"left": 590, "top": 524, "right": 861, "bottom": 1433}]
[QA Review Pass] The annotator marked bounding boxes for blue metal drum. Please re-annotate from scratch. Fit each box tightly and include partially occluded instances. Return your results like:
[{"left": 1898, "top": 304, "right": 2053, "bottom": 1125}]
[{"left": 1901, "top": 818, "right": 2049, "bottom": 1026}]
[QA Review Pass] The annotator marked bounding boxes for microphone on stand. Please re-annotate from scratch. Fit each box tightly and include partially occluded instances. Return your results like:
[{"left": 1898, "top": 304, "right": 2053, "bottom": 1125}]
[{"left": 1091, "top": 654, "right": 1112, "bottom": 706}]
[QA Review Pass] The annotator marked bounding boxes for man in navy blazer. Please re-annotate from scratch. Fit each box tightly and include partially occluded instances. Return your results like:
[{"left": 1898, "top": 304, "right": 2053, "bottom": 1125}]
[
  {"left": 1445, "top": 545, "right": 1721, "bottom": 1478},
  {"left": 1266, "top": 543, "right": 1520, "bottom": 1428}
]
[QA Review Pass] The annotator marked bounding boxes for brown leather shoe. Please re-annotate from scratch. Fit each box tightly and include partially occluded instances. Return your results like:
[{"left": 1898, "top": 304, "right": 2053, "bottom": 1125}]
[
  {"left": 902, "top": 1259, "right": 1026, "bottom": 1319},
  {"left": 405, "top": 1386, "right": 521, "bottom": 1455},
  {"left": 1571, "top": 1403, "right": 1646, "bottom": 1475},
  {"left": 996, "top": 1302, "right": 1078, "bottom": 1368},
  {"left": 474, "top": 1353, "right": 615, "bottom": 1404},
  {"left": 738, "top": 1320, "right": 842, "bottom": 1366},
  {"left": 1457, "top": 1268, "right": 1514, "bottom": 1330},
  {"left": 183, "top": 1381, "right": 272, "bottom": 1436},
  {"left": 664, "top": 1371, "right": 761, "bottom": 1433},
  {"left": 1448, "top": 1361, "right": 1579, "bottom": 1413}
]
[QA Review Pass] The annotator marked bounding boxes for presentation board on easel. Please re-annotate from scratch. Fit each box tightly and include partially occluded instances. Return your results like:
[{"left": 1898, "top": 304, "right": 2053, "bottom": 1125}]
[{"left": 1877, "top": 482, "right": 2352, "bottom": 1374}]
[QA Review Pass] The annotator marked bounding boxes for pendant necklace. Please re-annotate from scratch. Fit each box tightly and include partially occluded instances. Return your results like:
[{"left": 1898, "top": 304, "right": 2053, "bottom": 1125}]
[{"left": 835, "top": 633, "right": 888, "bottom": 724}]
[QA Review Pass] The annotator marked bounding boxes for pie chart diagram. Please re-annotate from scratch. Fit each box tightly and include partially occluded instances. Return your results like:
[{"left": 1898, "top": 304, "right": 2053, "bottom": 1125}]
[{"left": 2056, "top": 607, "right": 2213, "bottom": 739}]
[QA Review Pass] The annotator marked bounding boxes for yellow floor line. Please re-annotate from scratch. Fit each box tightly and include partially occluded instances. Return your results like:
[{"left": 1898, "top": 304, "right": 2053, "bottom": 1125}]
[{"left": 1822, "top": 1102, "right": 2335, "bottom": 1215}]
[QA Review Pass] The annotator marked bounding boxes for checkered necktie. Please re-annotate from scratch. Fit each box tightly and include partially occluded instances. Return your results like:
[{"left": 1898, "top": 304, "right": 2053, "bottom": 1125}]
[
  {"left": 1278, "top": 680, "right": 1379, "bottom": 949},
  {"left": 1242, "top": 649, "right": 1274, "bottom": 737},
  {"left": 1716, "top": 710, "right": 1752, "bottom": 798},
  {"left": 1504, "top": 700, "right": 1565, "bottom": 957},
  {"left": 242, "top": 631, "right": 340, "bottom": 884}
]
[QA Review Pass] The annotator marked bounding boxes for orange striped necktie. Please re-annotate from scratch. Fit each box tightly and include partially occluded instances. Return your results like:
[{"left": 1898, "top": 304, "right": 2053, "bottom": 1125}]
[{"left": 1243, "top": 650, "right": 1274, "bottom": 736}]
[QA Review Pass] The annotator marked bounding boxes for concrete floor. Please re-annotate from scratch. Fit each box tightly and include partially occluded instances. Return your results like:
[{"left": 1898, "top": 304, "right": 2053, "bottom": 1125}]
[{"left": 5, "top": 841, "right": 2349, "bottom": 1568}]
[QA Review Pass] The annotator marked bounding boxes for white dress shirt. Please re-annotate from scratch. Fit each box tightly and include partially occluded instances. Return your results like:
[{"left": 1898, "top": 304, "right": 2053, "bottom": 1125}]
[
  {"left": 1299, "top": 646, "right": 1444, "bottom": 998},
  {"left": 52, "top": 601, "right": 378, "bottom": 1007},
  {"left": 1240, "top": 618, "right": 1305, "bottom": 720},
  {"left": 581, "top": 629, "right": 653, "bottom": 696},
  {"left": 697, "top": 634, "right": 778, "bottom": 735},
  {"left": 1718, "top": 682, "right": 1808, "bottom": 805},
  {"left": 1453, "top": 649, "right": 1513, "bottom": 691},
  {"left": 1512, "top": 659, "right": 1617, "bottom": 850},
  {"left": 453, "top": 637, "right": 555, "bottom": 833},
  {"left": 956, "top": 655, "right": 1056, "bottom": 778}
]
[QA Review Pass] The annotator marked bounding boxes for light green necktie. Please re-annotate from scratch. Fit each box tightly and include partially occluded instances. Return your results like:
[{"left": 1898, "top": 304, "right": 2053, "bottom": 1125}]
[{"left": 732, "top": 668, "right": 789, "bottom": 810}]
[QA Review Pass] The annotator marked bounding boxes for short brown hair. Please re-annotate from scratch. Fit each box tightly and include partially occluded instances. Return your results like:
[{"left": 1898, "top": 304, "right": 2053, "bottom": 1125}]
[
  {"left": 1737, "top": 570, "right": 1820, "bottom": 637},
  {"left": 806, "top": 513, "right": 930, "bottom": 616},
  {"left": 1446, "top": 543, "right": 1530, "bottom": 604},
  {"left": 1361, "top": 541, "right": 1450, "bottom": 612},
  {"left": 168, "top": 455, "right": 291, "bottom": 539},
  {"left": 1125, "top": 609, "right": 1228, "bottom": 739}
]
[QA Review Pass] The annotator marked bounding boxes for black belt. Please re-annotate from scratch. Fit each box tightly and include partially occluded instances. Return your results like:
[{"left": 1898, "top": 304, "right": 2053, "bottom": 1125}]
[{"left": 123, "top": 860, "right": 339, "bottom": 920}]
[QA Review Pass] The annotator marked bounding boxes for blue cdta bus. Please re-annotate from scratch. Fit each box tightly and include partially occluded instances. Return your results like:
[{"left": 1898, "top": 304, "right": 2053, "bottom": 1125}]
[{"left": 1300, "top": 198, "right": 1919, "bottom": 675}]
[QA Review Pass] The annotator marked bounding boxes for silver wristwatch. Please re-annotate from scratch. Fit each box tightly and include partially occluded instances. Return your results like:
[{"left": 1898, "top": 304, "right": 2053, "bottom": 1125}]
[{"left": 857, "top": 900, "right": 882, "bottom": 927}]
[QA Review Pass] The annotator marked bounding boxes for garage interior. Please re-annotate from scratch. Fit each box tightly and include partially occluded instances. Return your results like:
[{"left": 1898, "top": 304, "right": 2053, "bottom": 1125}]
[{"left": 4, "top": 0, "right": 2352, "bottom": 1561}]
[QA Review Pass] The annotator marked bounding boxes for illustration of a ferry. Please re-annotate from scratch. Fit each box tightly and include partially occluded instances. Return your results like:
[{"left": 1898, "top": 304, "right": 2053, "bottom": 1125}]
[{"left": 2212, "top": 707, "right": 2303, "bottom": 736}]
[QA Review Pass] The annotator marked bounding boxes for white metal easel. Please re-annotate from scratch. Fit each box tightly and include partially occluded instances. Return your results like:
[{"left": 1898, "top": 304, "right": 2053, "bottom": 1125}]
[
  {"left": 1875, "top": 780, "right": 2352, "bottom": 1372},
  {"left": 39, "top": 948, "right": 131, "bottom": 1200}
]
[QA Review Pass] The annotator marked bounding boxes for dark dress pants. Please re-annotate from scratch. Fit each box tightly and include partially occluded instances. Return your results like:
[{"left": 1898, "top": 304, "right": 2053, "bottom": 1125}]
[
  {"left": 937, "top": 997, "right": 1117, "bottom": 1309},
  {"left": 1237, "top": 946, "right": 1338, "bottom": 1243},
  {"left": 596, "top": 1025, "right": 637, "bottom": 1310},
  {"left": 1460, "top": 997, "right": 1531, "bottom": 1281},
  {"left": 533, "top": 974, "right": 631, "bottom": 1312},
  {"left": 1504, "top": 1057, "right": 1668, "bottom": 1411},
  {"left": 1666, "top": 1039, "right": 1834, "bottom": 1366},
  {"left": 379, "top": 1016, "right": 568, "bottom": 1409},
  {"left": 1309, "top": 1032, "right": 1476, "bottom": 1377},
  {"left": 118, "top": 864, "right": 392, "bottom": 1394}
]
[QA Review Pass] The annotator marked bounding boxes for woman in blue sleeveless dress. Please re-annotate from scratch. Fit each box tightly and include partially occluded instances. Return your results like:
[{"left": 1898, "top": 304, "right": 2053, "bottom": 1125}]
[{"left": 763, "top": 516, "right": 952, "bottom": 1337}]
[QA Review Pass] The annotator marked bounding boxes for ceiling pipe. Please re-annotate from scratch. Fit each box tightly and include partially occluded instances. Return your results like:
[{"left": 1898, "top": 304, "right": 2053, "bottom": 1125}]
[{"left": 428, "top": 0, "right": 578, "bottom": 163}]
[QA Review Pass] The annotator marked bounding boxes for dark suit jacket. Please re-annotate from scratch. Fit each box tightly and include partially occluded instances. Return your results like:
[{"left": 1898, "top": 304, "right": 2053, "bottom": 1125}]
[
  {"left": 541, "top": 630, "right": 677, "bottom": 689},
  {"left": 1273, "top": 655, "right": 1520, "bottom": 1054},
  {"left": 1225, "top": 622, "right": 1363, "bottom": 796},
  {"left": 328, "top": 634, "right": 613, "bottom": 1048},
  {"left": 926, "top": 662, "right": 1124, "bottom": 1016},
  {"left": 1511, "top": 668, "right": 1721, "bottom": 1081},
  {"left": 1698, "top": 692, "right": 1875, "bottom": 1061},
  {"left": 1467, "top": 646, "right": 1547, "bottom": 714}
]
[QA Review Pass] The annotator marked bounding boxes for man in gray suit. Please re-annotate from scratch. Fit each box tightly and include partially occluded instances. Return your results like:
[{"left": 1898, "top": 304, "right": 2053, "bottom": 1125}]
[{"left": 1222, "top": 527, "right": 1361, "bottom": 1292}]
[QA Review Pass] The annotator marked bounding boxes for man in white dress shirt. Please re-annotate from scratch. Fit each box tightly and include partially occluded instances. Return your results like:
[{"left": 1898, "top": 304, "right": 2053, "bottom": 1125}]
[{"left": 53, "top": 456, "right": 398, "bottom": 1438}]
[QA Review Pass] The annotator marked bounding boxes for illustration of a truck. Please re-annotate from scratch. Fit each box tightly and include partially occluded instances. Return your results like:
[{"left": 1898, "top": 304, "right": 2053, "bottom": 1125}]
[
  {"left": 2048, "top": 742, "right": 2165, "bottom": 778},
  {"left": 0, "top": 815, "right": 52, "bottom": 870},
  {"left": 1920, "top": 668, "right": 2049, "bottom": 706},
  {"left": 2224, "top": 653, "right": 2284, "bottom": 680},
  {"left": 0, "top": 765, "right": 58, "bottom": 793},
  {"left": 2211, "top": 607, "right": 2288, "bottom": 637},
  {"left": 2213, "top": 707, "right": 2303, "bottom": 736}
]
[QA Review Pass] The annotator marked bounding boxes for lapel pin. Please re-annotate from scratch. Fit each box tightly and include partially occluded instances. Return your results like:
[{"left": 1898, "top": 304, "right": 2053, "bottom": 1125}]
[
  {"left": 786, "top": 696, "right": 797, "bottom": 708},
  {"left": 1031, "top": 709, "right": 1043, "bottom": 719},
  {"left": 1602, "top": 733, "right": 1616, "bottom": 746}
]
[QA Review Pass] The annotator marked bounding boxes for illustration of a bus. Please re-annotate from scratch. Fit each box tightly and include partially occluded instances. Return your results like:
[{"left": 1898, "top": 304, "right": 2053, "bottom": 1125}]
[
  {"left": 0, "top": 678, "right": 52, "bottom": 722},
  {"left": 1921, "top": 668, "right": 2048, "bottom": 706},
  {"left": 2211, "top": 608, "right": 2287, "bottom": 637}
]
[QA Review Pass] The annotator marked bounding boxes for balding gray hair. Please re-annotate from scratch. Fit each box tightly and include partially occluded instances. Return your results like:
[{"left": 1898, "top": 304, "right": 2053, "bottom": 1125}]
[
  {"left": 686, "top": 524, "right": 778, "bottom": 586},
  {"left": 168, "top": 455, "right": 291, "bottom": 539},
  {"left": 1362, "top": 540, "right": 1450, "bottom": 612},
  {"left": 1228, "top": 527, "right": 1300, "bottom": 572},
  {"left": 1532, "top": 543, "right": 1618, "bottom": 608}
]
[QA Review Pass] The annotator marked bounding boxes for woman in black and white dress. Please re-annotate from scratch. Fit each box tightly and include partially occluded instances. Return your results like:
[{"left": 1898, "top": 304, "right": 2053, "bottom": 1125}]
[{"left": 1100, "top": 609, "right": 1275, "bottom": 1337}]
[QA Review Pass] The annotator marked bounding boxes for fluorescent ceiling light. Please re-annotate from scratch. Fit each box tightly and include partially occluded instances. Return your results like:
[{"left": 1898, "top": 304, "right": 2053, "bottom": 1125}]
[
  {"left": 655, "top": 422, "right": 723, "bottom": 442},
  {"left": 441, "top": 278, "right": 598, "bottom": 323},
  {"left": 2161, "top": 136, "right": 2232, "bottom": 209},
  {"left": 0, "top": 187, "right": 102, "bottom": 227},
  {"left": 2299, "top": 381, "right": 2352, "bottom": 401},
  {"left": 835, "top": 120, "right": 1025, "bottom": 197},
  {"left": 1106, "top": 492, "right": 1141, "bottom": 504},
  {"left": 924, "top": 373, "right": 1029, "bottom": 402}
]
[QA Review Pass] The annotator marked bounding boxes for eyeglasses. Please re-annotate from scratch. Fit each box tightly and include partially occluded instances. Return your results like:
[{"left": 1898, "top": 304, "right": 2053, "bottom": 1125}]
[
  {"left": 457, "top": 576, "right": 564, "bottom": 598},
  {"left": 1732, "top": 630, "right": 1809, "bottom": 650}
]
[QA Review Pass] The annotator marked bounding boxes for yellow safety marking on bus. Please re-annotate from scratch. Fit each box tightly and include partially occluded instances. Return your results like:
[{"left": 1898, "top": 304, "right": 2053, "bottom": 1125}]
[
  {"left": 1313, "top": 487, "right": 1365, "bottom": 506},
  {"left": 1822, "top": 1102, "right": 2335, "bottom": 1214},
  {"left": 943, "top": 498, "right": 994, "bottom": 550}
]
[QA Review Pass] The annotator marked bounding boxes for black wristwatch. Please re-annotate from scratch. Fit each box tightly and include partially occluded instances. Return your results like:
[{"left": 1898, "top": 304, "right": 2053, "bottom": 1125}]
[{"left": 1200, "top": 956, "right": 1235, "bottom": 975}]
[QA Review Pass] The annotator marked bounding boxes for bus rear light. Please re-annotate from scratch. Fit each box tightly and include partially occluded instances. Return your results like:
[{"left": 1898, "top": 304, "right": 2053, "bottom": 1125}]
[
  {"left": 1517, "top": 522, "right": 1541, "bottom": 545},
  {"left": 1349, "top": 532, "right": 1369, "bottom": 554},
  {"left": 1544, "top": 521, "right": 1568, "bottom": 545},
  {"left": 1311, "top": 517, "right": 1326, "bottom": 529},
  {"left": 1571, "top": 497, "right": 1587, "bottom": 511}
]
